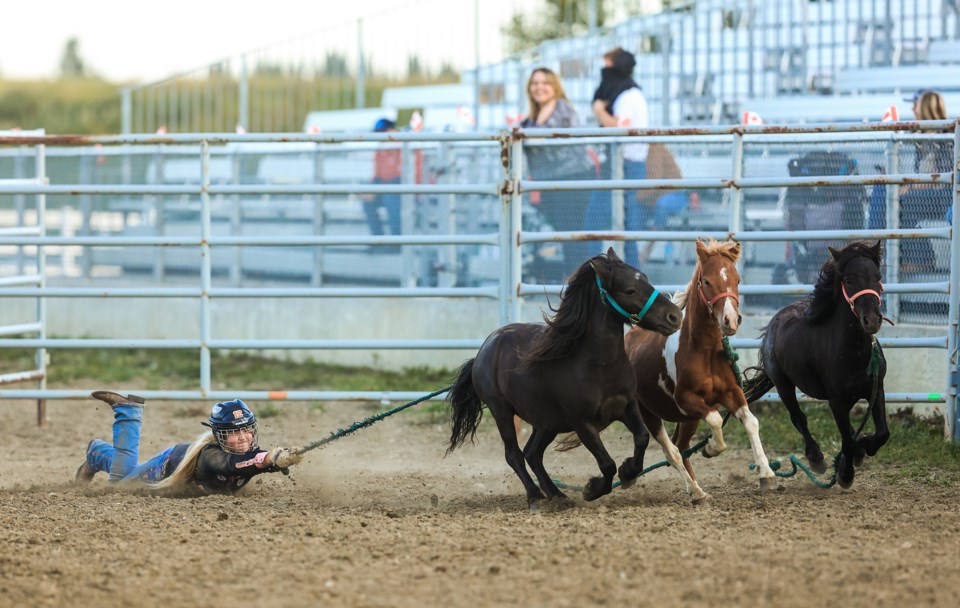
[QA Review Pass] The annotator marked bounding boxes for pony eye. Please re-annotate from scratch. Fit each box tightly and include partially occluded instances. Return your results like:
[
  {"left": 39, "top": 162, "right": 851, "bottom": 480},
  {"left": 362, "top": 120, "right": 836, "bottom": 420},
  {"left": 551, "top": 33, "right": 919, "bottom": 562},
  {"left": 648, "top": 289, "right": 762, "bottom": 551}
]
[{"left": 623, "top": 287, "right": 637, "bottom": 295}]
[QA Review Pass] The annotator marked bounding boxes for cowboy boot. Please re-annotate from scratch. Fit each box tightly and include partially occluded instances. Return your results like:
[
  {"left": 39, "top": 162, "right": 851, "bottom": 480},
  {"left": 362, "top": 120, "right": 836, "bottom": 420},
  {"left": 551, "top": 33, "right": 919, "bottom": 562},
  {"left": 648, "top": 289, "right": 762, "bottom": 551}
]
[{"left": 91, "top": 391, "right": 145, "bottom": 407}]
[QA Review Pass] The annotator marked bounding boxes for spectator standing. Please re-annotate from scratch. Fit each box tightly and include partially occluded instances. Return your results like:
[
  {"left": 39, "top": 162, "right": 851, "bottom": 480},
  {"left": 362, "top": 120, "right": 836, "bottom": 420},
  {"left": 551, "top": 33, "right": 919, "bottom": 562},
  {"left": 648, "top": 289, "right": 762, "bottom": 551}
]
[
  {"left": 520, "top": 67, "right": 594, "bottom": 276},
  {"left": 363, "top": 118, "right": 404, "bottom": 240},
  {"left": 583, "top": 47, "right": 650, "bottom": 267}
]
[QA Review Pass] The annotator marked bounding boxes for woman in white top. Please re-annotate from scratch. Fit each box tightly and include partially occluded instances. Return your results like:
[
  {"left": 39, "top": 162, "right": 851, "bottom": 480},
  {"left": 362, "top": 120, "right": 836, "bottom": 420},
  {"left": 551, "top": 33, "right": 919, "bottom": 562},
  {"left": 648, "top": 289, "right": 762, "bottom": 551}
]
[{"left": 584, "top": 47, "right": 651, "bottom": 268}]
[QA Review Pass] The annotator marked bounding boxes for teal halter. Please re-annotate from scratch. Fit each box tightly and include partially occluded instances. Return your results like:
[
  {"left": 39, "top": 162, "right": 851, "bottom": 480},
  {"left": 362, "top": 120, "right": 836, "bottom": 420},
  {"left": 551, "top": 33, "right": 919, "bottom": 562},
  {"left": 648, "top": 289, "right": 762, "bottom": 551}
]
[{"left": 595, "top": 275, "right": 660, "bottom": 325}]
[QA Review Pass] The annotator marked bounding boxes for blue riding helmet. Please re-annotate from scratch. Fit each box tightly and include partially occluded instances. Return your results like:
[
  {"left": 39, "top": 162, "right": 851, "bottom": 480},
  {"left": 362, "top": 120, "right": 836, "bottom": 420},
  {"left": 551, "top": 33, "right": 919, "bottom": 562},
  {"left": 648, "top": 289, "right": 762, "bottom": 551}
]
[{"left": 202, "top": 399, "right": 259, "bottom": 454}]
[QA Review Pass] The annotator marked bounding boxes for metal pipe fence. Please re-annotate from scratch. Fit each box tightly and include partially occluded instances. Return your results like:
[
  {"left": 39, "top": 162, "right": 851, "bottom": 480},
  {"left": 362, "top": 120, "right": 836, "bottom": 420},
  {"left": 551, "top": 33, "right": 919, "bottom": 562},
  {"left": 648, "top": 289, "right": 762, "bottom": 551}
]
[{"left": 0, "top": 122, "right": 957, "bottom": 438}]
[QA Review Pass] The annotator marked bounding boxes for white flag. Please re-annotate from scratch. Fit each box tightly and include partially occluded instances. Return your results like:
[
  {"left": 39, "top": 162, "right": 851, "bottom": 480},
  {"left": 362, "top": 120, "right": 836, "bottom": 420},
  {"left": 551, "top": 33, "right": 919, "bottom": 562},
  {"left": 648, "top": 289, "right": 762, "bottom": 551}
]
[
  {"left": 880, "top": 105, "right": 899, "bottom": 122},
  {"left": 409, "top": 110, "right": 424, "bottom": 132}
]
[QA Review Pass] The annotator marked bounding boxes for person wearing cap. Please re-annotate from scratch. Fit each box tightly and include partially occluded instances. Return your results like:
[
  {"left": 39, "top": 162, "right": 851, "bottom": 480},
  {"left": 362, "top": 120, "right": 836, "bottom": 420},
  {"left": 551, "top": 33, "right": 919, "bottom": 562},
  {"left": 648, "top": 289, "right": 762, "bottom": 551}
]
[
  {"left": 75, "top": 391, "right": 305, "bottom": 494},
  {"left": 363, "top": 117, "right": 404, "bottom": 239},
  {"left": 583, "top": 47, "right": 651, "bottom": 268}
]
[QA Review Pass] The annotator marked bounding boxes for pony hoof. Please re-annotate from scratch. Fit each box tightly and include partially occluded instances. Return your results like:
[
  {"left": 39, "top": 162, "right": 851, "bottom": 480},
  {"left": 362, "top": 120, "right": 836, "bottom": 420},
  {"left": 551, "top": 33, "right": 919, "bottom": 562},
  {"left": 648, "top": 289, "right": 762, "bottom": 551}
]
[
  {"left": 528, "top": 499, "right": 541, "bottom": 513},
  {"left": 838, "top": 476, "right": 855, "bottom": 490},
  {"left": 807, "top": 457, "right": 828, "bottom": 474},
  {"left": 619, "top": 476, "right": 637, "bottom": 490},
  {"left": 854, "top": 453, "right": 865, "bottom": 467},
  {"left": 582, "top": 477, "right": 610, "bottom": 502},
  {"left": 691, "top": 493, "right": 712, "bottom": 505},
  {"left": 702, "top": 446, "right": 721, "bottom": 459},
  {"left": 548, "top": 492, "right": 570, "bottom": 501},
  {"left": 758, "top": 476, "right": 776, "bottom": 492}
]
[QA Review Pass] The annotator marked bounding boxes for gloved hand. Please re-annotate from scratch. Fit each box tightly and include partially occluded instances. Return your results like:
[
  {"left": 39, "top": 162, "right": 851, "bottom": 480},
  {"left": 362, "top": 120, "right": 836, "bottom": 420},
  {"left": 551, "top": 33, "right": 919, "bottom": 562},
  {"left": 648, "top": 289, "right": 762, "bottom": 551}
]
[{"left": 269, "top": 447, "right": 305, "bottom": 468}]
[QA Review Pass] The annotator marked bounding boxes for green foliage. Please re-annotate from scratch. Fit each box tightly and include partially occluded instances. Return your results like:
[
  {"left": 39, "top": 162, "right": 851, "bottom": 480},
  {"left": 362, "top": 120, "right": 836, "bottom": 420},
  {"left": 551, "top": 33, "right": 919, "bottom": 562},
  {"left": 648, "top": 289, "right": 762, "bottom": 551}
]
[
  {"left": 0, "top": 69, "right": 459, "bottom": 134},
  {"left": 0, "top": 78, "right": 121, "bottom": 133},
  {"left": 503, "top": 0, "right": 608, "bottom": 53},
  {"left": 59, "top": 38, "right": 87, "bottom": 79}
]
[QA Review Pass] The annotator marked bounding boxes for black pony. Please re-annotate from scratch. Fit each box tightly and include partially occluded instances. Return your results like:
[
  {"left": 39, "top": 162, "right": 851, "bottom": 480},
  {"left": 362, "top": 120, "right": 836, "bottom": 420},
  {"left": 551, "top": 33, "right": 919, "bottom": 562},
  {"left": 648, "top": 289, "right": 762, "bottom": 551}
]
[
  {"left": 743, "top": 241, "right": 889, "bottom": 488},
  {"left": 446, "top": 248, "right": 682, "bottom": 511}
]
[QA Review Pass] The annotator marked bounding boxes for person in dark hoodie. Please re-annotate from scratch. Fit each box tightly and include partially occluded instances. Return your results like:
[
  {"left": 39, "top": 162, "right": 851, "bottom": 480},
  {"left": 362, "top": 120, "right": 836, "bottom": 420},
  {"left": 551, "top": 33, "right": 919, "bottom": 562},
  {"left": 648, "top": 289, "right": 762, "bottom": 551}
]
[{"left": 583, "top": 47, "right": 650, "bottom": 267}]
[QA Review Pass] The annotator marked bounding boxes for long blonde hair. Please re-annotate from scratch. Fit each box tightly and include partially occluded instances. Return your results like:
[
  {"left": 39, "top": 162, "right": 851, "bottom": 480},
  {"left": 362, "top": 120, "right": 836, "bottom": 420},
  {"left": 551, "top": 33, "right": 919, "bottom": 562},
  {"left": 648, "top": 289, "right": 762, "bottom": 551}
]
[
  {"left": 526, "top": 67, "right": 567, "bottom": 123},
  {"left": 915, "top": 91, "right": 947, "bottom": 121},
  {"left": 149, "top": 431, "right": 217, "bottom": 491}
]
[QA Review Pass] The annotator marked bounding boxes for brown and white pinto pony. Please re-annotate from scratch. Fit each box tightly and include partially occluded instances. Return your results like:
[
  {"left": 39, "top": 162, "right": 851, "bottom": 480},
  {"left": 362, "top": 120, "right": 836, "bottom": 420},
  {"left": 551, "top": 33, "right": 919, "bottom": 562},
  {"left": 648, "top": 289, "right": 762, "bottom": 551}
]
[{"left": 625, "top": 240, "right": 776, "bottom": 503}]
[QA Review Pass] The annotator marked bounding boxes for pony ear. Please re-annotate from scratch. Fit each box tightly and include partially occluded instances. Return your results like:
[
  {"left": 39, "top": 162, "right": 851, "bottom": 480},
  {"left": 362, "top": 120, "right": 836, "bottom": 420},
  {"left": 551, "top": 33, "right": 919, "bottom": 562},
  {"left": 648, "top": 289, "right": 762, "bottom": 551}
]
[
  {"left": 589, "top": 256, "right": 608, "bottom": 277},
  {"left": 828, "top": 246, "right": 841, "bottom": 261},
  {"left": 695, "top": 240, "right": 708, "bottom": 263},
  {"left": 605, "top": 246, "right": 621, "bottom": 262},
  {"left": 726, "top": 240, "right": 742, "bottom": 261},
  {"left": 871, "top": 240, "right": 883, "bottom": 260}
]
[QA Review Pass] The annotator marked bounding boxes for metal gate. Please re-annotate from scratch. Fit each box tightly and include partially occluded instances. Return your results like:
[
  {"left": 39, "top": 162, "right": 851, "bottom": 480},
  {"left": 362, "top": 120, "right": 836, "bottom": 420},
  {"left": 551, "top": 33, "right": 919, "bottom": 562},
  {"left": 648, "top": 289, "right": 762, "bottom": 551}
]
[{"left": 0, "top": 123, "right": 957, "bottom": 440}]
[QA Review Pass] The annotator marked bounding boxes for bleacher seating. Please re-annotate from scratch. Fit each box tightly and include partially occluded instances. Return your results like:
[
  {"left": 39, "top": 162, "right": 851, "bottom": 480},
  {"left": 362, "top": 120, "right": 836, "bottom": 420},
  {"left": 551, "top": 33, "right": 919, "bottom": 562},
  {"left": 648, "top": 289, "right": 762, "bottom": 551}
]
[
  {"left": 926, "top": 39, "right": 960, "bottom": 64},
  {"left": 834, "top": 65, "right": 960, "bottom": 95}
]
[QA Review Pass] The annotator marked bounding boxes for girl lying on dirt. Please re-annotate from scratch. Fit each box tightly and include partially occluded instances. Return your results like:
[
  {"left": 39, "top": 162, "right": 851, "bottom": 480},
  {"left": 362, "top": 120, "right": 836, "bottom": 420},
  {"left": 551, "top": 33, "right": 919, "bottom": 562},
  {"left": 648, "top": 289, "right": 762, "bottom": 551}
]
[{"left": 75, "top": 391, "right": 304, "bottom": 494}]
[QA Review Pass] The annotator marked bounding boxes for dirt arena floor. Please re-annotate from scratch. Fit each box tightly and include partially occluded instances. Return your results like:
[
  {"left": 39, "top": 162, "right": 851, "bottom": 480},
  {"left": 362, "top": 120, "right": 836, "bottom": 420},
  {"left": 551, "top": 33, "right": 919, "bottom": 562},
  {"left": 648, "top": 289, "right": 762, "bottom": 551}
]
[{"left": 2, "top": 397, "right": 959, "bottom": 608}]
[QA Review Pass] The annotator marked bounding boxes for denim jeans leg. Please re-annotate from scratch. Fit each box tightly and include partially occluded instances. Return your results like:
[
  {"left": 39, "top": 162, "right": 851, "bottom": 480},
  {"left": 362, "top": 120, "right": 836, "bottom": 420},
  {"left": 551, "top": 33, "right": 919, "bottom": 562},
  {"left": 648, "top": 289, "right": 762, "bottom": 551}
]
[
  {"left": 109, "top": 404, "right": 144, "bottom": 481},
  {"left": 86, "top": 439, "right": 114, "bottom": 474},
  {"left": 363, "top": 199, "right": 384, "bottom": 235},
  {"left": 382, "top": 193, "right": 402, "bottom": 236},
  {"left": 623, "top": 160, "right": 648, "bottom": 266},
  {"left": 123, "top": 446, "right": 175, "bottom": 483}
]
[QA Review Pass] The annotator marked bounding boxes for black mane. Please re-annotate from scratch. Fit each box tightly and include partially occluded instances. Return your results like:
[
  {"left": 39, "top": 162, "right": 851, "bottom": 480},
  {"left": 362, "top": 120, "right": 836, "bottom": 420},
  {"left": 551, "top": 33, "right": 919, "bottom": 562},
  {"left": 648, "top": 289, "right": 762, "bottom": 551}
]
[
  {"left": 522, "top": 255, "right": 602, "bottom": 365},
  {"left": 804, "top": 242, "right": 882, "bottom": 325}
]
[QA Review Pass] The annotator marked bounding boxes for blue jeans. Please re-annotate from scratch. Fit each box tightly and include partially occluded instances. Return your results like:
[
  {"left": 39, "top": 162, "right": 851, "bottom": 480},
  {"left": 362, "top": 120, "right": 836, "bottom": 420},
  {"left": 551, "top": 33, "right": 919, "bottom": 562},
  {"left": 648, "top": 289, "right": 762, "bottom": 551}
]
[
  {"left": 85, "top": 404, "right": 173, "bottom": 483},
  {"left": 584, "top": 160, "right": 647, "bottom": 267},
  {"left": 635, "top": 191, "right": 690, "bottom": 230},
  {"left": 363, "top": 177, "right": 402, "bottom": 236}
]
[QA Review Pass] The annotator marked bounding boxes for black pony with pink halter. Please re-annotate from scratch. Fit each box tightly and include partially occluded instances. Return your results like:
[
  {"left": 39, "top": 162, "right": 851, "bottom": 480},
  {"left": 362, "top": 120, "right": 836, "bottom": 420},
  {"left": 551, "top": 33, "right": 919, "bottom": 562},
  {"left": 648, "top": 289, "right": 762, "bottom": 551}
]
[{"left": 743, "top": 241, "right": 890, "bottom": 489}]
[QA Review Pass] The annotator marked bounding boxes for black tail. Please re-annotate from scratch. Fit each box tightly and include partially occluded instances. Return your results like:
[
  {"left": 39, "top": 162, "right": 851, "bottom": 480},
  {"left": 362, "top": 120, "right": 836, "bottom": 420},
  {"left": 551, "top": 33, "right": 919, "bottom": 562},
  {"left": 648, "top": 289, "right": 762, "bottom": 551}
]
[
  {"left": 741, "top": 363, "right": 774, "bottom": 404},
  {"left": 446, "top": 359, "right": 484, "bottom": 454}
]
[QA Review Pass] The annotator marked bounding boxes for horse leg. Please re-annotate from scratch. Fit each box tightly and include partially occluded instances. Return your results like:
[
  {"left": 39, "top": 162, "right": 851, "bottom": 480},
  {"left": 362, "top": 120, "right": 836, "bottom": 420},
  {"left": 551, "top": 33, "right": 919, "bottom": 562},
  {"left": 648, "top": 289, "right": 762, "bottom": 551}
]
[
  {"left": 857, "top": 388, "right": 890, "bottom": 459},
  {"left": 701, "top": 410, "right": 727, "bottom": 458},
  {"left": 617, "top": 401, "right": 651, "bottom": 489},
  {"left": 828, "top": 400, "right": 859, "bottom": 489},
  {"left": 731, "top": 403, "right": 777, "bottom": 490},
  {"left": 522, "top": 428, "right": 567, "bottom": 501},
  {"left": 572, "top": 424, "right": 617, "bottom": 502},
  {"left": 772, "top": 373, "right": 825, "bottom": 473},
  {"left": 490, "top": 406, "right": 546, "bottom": 510},
  {"left": 644, "top": 413, "right": 709, "bottom": 504},
  {"left": 672, "top": 420, "right": 700, "bottom": 485}
]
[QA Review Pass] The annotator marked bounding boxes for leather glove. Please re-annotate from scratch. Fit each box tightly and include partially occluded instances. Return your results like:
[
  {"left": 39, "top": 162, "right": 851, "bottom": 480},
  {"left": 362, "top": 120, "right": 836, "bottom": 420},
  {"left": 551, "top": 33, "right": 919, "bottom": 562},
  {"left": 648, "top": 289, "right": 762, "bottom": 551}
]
[{"left": 270, "top": 447, "right": 305, "bottom": 468}]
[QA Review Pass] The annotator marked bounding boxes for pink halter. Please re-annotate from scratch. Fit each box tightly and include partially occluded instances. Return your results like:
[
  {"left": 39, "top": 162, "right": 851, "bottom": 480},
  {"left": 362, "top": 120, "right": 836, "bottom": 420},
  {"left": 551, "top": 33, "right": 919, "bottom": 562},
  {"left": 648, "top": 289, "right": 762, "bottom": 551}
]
[
  {"left": 698, "top": 273, "right": 739, "bottom": 308},
  {"left": 841, "top": 281, "right": 883, "bottom": 316}
]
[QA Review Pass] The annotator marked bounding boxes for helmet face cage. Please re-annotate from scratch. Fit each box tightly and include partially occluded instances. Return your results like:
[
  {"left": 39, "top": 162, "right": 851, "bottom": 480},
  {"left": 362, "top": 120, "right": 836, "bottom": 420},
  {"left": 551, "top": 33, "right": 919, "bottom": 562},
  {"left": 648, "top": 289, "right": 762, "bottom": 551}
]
[
  {"left": 207, "top": 399, "right": 260, "bottom": 454},
  {"left": 213, "top": 422, "right": 259, "bottom": 455}
]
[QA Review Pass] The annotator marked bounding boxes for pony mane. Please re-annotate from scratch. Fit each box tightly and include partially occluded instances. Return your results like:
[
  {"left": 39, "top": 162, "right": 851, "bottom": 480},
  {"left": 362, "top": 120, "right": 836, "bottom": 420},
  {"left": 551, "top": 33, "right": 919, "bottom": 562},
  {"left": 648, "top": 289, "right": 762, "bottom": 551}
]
[
  {"left": 674, "top": 240, "right": 740, "bottom": 311},
  {"left": 805, "top": 242, "right": 882, "bottom": 325},
  {"left": 522, "top": 256, "right": 600, "bottom": 365}
]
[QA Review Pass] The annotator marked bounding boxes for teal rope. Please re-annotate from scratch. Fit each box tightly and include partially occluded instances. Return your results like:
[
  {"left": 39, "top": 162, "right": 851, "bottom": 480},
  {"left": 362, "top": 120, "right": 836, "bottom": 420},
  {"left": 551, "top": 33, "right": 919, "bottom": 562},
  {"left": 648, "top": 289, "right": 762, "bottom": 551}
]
[
  {"left": 751, "top": 453, "right": 839, "bottom": 489},
  {"left": 721, "top": 336, "right": 743, "bottom": 388},
  {"left": 550, "top": 434, "right": 713, "bottom": 492},
  {"left": 298, "top": 385, "right": 452, "bottom": 454}
]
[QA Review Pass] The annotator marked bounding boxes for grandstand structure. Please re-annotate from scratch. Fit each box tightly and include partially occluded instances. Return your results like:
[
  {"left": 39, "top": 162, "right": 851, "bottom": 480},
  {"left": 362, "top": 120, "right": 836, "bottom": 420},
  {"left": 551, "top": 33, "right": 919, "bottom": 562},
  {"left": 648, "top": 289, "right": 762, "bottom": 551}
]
[
  {"left": 469, "top": 0, "right": 960, "bottom": 129},
  {"left": 122, "top": 1, "right": 960, "bottom": 133}
]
